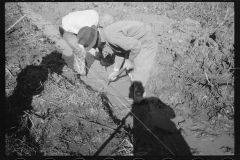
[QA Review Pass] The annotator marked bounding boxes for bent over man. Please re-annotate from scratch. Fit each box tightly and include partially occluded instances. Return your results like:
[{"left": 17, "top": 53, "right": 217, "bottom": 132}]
[
  {"left": 76, "top": 21, "right": 158, "bottom": 96},
  {"left": 60, "top": 10, "right": 115, "bottom": 75}
]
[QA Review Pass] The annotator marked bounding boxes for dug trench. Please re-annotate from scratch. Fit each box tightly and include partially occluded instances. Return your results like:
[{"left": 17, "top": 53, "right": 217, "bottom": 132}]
[{"left": 5, "top": 2, "right": 234, "bottom": 156}]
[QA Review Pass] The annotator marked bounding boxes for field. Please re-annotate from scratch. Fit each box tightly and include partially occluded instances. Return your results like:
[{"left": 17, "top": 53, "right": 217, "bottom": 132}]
[{"left": 5, "top": 2, "right": 234, "bottom": 156}]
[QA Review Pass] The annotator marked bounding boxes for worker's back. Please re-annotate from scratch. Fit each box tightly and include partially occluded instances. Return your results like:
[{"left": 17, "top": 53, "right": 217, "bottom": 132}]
[{"left": 62, "top": 10, "right": 99, "bottom": 34}]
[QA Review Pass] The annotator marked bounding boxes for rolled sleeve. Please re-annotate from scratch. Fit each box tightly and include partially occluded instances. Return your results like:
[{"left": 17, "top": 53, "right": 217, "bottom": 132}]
[{"left": 114, "top": 56, "right": 124, "bottom": 70}]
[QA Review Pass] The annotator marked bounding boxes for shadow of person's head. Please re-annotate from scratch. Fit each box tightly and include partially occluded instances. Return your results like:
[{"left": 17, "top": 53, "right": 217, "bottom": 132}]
[
  {"left": 16, "top": 51, "right": 66, "bottom": 95},
  {"left": 129, "top": 81, "right": 145, "bottom": 104},
  {"left": 6, "top": 51, "right": 67, "bottom": 129},
  {"left": 128, "top": 81, "right": 191, "bottom": 156},
  {"left": 41, "top": 50, "right": 67, "bottom": 75},
  {"left": 129, "top": 81, "right": 176, "bottom": 119}
]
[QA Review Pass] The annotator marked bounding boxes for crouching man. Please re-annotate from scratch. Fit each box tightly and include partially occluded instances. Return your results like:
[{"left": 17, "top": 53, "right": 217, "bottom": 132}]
[
  {"left": 76, "top": 21, "right": 158, "bottom": 97},
  {"left": 59, "top": 10, "right": 115, "bottom": 75}
]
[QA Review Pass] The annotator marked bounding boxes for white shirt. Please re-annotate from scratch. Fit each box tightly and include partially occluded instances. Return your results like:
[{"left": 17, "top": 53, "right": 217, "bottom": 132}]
[
  {"left": 62, "top": 10, "right": 99, "bottom": 56},
  {"left": 62, "top": 10, "right": 99, "bottom": 34}
]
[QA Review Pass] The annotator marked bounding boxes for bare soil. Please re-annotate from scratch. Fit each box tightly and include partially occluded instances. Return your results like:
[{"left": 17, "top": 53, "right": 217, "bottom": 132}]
[{"left": 5, "top": 2, "right": 234, "bottom": 156}]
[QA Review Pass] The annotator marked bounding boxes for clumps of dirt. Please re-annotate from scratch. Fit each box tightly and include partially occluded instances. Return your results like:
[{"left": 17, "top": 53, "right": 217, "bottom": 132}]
[
  {"left": 146, "top": 2, "right": 234, "bottom": 143},
  {"left": 5, "top": 3, "right": 131, "bottom": 156},
  {"left": 27, "top": 69, "right": 127, "bottom": 156}
]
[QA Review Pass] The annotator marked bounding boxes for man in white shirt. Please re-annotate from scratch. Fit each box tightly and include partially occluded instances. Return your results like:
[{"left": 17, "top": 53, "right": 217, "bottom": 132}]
[{"left": 60, "top": 10, "right": 115, "bottom": 75}]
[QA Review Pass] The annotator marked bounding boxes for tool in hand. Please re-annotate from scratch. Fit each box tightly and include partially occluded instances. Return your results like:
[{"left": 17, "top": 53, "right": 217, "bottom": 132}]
[
  {"left": 107, "top": 60, "right": 134, "bottom": 86},
  {"left": 107, "top": 66, "right": 125, "bottom": 86}
]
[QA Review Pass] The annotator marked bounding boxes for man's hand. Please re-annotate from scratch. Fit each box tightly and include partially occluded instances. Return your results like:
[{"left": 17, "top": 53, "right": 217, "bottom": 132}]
[
  {"left": 108, "top": 70, "right": 120, "bottom": 81},
  {"left": 124, "top": 59, "right": 134, "bottom": 70},
  {"left": 102, "top": 45, "right": 113, "bottom": 58},
  {"left": 88, "top": 48, "right": 97, "bottom": 56}
]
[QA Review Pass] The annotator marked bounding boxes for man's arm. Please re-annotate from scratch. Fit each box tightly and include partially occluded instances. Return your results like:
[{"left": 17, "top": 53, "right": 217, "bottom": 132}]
[
  {"left": 61, "top": 32, "right": 87, "bottom": 75},
  {"left": 63, "top": 32, "right": 86, "bottom": 58},
  {"left": 113, "top": 56, "right": 124, "bottom": 71}
]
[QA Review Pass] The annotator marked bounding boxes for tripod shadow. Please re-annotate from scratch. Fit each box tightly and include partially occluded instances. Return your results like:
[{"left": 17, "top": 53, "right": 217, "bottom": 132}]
[
  {"left": 5, "top": 51, "right": 66, "bottom": 155},
  {"left": 129, "top": 81, "right": 192, "bottom": 156}
]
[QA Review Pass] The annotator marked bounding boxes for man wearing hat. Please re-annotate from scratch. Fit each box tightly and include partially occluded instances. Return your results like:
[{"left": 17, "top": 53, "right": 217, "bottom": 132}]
[
  {"left": 77, "top": 21, "right": 158, "bottom": 97},
  {"left": 60, "top": 10, "right": 115, "bottom": 75}
]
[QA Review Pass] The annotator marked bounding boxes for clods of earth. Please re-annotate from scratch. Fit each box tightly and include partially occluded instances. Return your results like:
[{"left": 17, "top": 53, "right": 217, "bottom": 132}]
[{"left": 5, "top": 2, "right": 234, "bottom": 156}]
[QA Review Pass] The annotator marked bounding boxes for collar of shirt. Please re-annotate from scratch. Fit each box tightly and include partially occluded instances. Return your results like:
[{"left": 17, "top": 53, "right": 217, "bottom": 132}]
[{"left": 98, "top": 28, "right": 106, "bottom": 43}]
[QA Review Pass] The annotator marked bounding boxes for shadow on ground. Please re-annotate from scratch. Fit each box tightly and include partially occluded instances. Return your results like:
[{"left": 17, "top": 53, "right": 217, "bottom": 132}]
[
  {"left": 5, "top": 51, "right": 66, "bottom": 155},
  {"left": 5, "top": 50, "right": 192, "bottom": 156},
  {"left": 93, "top": 81, "right": 192, "bottom": 156},
  {"left": 129, "top": 81, "right": 192, "bottom": 156}
]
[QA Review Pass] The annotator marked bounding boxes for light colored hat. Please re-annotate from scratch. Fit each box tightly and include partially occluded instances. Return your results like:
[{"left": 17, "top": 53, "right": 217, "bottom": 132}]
[{"left": 99, "top": 13, "right": 115, "bottom": 27}]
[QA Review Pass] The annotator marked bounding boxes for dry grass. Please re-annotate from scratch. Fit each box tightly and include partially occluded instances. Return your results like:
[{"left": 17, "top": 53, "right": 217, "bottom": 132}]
[
  {"left": 146, "top": 2, "right": 234, "bottom": 129},
  {"left": 5, "top": 2, "right": 131, "bottom": 156}
]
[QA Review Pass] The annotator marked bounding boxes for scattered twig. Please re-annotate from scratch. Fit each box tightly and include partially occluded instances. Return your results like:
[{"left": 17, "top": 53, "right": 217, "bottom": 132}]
[
  {"left": 77, "top": 116, "right": 122, "bottom": 132},
  {"left": 23, "top": 111, "right": 35, "bottom": 128},
  {"left": 57, "top": 136, "right": 77, "bottom": 145},
  {"left": 6, "top": 67, "right": 14, "bottom": 79},
  {"left": 224, "top": 78, "right": 229, "bottom": 94},
  {"left": 108, "top": 138, "right": 126, "bottom": 156},
  {"left": 38, "top": 97, "right": 59, "bottom": 106},
  {"left": 204, "top": 72, "right": 211, "bottom": 84},
  {"left": 48, "top": 75, "right": 71, "bottom": 93},
  {"left": 85, "top": 133, "right": 94, "bottom": 154},
  {"left": 6, "top": 14, "right": 26, "bottom": 34}
]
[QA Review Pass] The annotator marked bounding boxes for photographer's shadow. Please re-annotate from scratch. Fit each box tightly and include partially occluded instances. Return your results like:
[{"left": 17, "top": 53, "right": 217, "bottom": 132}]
[
  {"left": 5, "top": 51, "right": 66, "bottom": 132},
  {"left": 129, "top": 81, "right": 192, "bottom": 156}
]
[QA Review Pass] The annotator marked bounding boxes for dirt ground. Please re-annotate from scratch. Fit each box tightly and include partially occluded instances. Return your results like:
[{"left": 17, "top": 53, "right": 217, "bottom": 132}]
[{"left": 5, "top": 2, "right": 234, "bottom": 157}]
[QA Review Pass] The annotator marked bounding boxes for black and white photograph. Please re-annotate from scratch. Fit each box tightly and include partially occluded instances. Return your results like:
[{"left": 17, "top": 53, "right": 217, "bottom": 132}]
[{"left": 5, "top": 2, "right": 234, "bottom": 157}]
